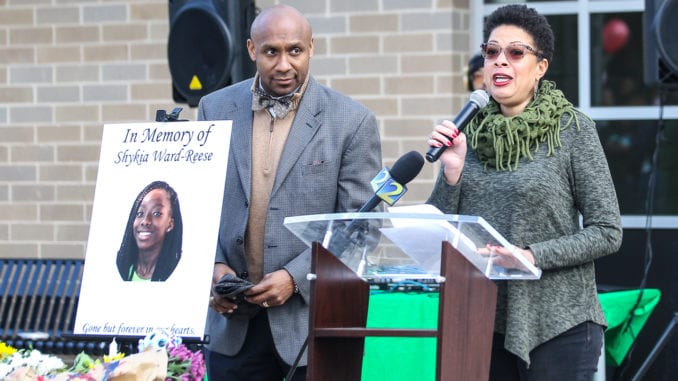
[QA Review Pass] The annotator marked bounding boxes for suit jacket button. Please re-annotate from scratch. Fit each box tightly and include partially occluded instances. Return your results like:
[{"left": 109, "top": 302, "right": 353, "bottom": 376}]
[
  {"left": 240, "top": 271, "right": 248, "bottom": 279},
  {"left": 236, "top": 237, "right": 244, "bottom": 245}
]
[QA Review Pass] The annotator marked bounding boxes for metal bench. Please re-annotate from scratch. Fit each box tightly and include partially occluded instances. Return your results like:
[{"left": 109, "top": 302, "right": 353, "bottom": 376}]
[{"left": 0, "top": 258, "right": 110, "bottom": 355}]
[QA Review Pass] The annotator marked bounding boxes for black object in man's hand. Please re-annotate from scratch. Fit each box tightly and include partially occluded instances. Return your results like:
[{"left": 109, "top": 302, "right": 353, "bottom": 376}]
[{"left": 214, "top": 273, "right": 261, "bottom": 319}]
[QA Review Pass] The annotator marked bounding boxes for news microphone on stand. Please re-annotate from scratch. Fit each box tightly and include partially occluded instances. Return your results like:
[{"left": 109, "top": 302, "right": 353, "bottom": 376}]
[
  {"left": 425, "top": 89, "right": 490, "bottom": 163},
  {"left": 327, "top": 150, "right": 425, "bottom": 256},
  {"left": 287, "top": 151, "right": 425, "bottom": 381},
  {"left": 359, "top": 150, "right": 425, "bottom": 212}
]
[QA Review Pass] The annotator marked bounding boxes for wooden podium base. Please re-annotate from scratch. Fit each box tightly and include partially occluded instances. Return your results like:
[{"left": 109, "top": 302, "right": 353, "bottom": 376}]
[{"left": 307, "top": 241, "right": 497, "bottom": 380}]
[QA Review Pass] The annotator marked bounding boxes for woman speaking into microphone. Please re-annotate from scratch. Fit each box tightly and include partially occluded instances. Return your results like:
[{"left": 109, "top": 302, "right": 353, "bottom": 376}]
[{"left": 425, "top": 4, "right": 622, "bottom": 380}]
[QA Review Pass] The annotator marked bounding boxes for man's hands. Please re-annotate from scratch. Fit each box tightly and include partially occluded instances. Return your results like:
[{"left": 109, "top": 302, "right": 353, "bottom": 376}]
[
  {"left": 209, "top": 263, "right": 297, "bottom": 313},
  {"left": 244, "top": 269, "right": 296, "bottom": 308},
  {"left": 209, "top": 263, "right": 239, "bottom": 315}
]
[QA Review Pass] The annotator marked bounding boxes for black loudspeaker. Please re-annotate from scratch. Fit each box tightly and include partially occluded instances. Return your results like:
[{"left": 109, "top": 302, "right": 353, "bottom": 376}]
[
  {"left": 168, "top": 0, "right": 258, "bottom": 107},
  {"left": 644, "top": 0, "right": 678, "bottom": 87}
]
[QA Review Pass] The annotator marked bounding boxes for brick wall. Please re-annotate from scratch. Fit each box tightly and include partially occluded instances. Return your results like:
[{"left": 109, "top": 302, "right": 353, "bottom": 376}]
[{"left": 0, "top": 0, "right": 471, "bottom": 258}]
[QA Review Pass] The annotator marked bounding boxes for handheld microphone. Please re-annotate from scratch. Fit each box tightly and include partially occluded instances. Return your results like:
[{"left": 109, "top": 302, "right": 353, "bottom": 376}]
[
  {"left": 358, "top": 150, "right": 425, "bottom": 212},
  {"left": 425, "top": 89, "right": 490, "bottom": 163}
]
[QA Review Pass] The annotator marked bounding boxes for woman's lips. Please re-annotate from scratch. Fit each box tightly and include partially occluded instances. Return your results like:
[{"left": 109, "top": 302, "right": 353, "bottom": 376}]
[
  {"left": 136, "top": 230, "right": 153, "bottom": 239},
  {"left": 493, "top": 74, "right": 512, "bottom": 86}
]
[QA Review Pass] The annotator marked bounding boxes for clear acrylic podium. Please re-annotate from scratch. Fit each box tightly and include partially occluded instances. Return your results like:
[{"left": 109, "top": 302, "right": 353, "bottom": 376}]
[{"left": 284, "top": 212, "right": 541, "bottom": 381}]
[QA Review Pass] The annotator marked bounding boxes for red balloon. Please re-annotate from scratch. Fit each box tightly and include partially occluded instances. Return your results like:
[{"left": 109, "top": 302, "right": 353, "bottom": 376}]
[{"left": 603, "top": 18, "right": 630, "bottom": 54}]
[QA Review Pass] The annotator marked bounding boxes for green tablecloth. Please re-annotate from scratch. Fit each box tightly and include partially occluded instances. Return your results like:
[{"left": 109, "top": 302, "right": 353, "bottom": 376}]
[
  {"left": 362, "top": 291, "right": 439, "bottom": 381},
  {"left": 362, "top": 288, "right": 660, "bottom": 380},
  {"left": 598, "top": 288, "right": 661, "bottom": 366}
]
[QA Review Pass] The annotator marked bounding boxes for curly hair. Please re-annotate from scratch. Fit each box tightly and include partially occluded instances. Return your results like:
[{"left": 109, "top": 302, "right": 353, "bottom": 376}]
[
  {"left": 483, "top": 4, "right": 554, "bottom": 63},
  {"left": 116, "top": 180, "right": 183, "bottom": 281}
]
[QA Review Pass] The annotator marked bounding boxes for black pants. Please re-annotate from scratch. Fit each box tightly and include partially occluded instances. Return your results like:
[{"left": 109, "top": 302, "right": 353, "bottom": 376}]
[
  {"left": 205, "top": 311, "right": 307, "bottom": 381},
  {"left": 490, "top": 321, "right": 604, "bottom": 381}
]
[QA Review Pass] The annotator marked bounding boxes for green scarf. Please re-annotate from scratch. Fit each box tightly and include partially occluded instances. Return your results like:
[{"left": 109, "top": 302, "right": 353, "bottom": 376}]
[{"left": 465, "top": 80, "right": 588, "bottom": 170}]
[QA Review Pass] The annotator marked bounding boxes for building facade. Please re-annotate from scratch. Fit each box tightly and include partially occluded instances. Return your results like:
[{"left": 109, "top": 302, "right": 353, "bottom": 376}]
[{"left": 1, "top": 0, "right": 677, "bottom": 378}]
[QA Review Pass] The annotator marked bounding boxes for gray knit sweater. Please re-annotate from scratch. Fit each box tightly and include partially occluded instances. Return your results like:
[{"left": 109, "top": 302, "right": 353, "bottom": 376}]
[{"left": 427, "top": 110, "right": 622, "bottom": 365}]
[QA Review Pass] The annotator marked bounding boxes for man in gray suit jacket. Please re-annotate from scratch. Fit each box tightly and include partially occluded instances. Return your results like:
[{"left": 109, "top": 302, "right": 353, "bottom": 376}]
[{"left": 197, "top": 4, "right": 382, "bottom": 380}]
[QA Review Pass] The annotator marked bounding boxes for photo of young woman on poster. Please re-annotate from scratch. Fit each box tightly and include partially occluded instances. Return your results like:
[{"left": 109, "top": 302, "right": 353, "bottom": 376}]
[{"left": 116, "top": 180, "right": 183, "bottom": 282}]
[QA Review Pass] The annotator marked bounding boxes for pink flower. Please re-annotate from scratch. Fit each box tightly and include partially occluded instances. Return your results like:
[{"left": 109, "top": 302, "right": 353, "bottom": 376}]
[{"left": 165, "top": 343, "right": 205, "bottom": 381}]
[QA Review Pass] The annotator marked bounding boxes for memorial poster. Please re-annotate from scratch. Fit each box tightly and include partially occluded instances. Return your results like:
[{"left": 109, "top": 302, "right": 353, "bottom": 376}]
[{"left": 74, "top": 120, "right": 231, "bottom": 340}]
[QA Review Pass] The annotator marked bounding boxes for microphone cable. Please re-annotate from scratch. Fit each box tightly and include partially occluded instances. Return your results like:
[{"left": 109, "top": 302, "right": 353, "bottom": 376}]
[{"left": 615, "top": 85, "right": 667, "bottom": 381}]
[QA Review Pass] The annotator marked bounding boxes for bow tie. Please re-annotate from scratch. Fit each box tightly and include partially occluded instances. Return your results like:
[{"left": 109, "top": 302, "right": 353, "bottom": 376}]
[{"left": 251, "top": 87, "right": 295, "bottom": 119}]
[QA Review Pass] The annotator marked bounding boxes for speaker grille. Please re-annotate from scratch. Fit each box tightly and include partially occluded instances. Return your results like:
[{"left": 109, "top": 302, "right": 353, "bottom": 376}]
[
  {"left": 168, "top": 5, "right": 232, "bottom": 106},
  {"left": 655, "top": 0, "right": 678, "bottom": 74}
]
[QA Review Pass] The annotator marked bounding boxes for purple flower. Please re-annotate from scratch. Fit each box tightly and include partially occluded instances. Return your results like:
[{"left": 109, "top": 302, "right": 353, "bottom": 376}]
[{"left": 165, "top": 343, "right": 205, "bottom": 381}]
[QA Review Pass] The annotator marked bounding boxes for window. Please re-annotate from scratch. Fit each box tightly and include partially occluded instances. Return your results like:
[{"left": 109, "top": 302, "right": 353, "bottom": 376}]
[
  {"left": 478, "top": 0, "right": 678, "bottom": 228},
  {"left": 598, "top": 119, "right": 678, "bottom": 215},
  {"left": 590, "top": 12, "right": 678, "bottom": 107}
]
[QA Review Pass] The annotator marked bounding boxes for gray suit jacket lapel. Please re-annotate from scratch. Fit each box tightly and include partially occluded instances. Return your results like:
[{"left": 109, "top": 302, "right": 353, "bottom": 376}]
[{"left": 229, "top": 85, "right": 254, "bottom": 204}]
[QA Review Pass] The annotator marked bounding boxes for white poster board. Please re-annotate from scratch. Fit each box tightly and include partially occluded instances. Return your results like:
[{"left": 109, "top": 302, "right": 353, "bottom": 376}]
[{"left": 73, "top": 120, "right": 231, "bottom": 340}]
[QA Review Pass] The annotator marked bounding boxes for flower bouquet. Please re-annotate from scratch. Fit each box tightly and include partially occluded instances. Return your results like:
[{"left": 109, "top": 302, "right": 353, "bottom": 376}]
[
  {"left": 0, "top": 342, "right": 67, "bottom": 379},
  {"left": 0, "top": 331, "right": 205, "bottom": 381}
]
